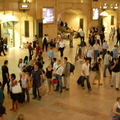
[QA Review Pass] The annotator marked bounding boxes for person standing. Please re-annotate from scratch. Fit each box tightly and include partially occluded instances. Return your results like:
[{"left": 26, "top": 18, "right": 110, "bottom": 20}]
[
  {"left": 54, "top": 60, "right": 63, "bottom": 93},
  {"left": 111, "top": 58, "right": 120, "bottom": 91},
  {"left": 0, "top": 82, "right": 4, "bottom": 106},
  {"left": 3, "top": 37, "right": 8, "bottom": 51},
  {"left": 100, "top": 31, "right": 105, "bottom": 45},
  {"left": 33, "top": 35, "right": 38, "bottom": 49},
  {"left": 103, "top": 51, "right": 112, "bottom": 77},
  {"left": 9, "top": 73, "right": 19, "bottom": 112},
  {"left": 45, "top": 64, "right": 54, "bottom": 94},
  {"left": 0, "top": 38, "right": 6, "bottom": 56},
  {"left": 111, "top": 96, "right": 120, "bottom": 120},
  {"left": 42, "top": 34, "right": 48, "bottom": 52},
  {"left": 26, "top": 60, "right": 34, "bottom": 76},
  {"left": 85, "top": 45, "right": 94, "bottom": 68},
  {"left": 31, "top": 64, "right": 42, "bottom": 100},
  {"left": 93, "top": 41, "right": 100, "bottom": 62},
  {"left": 81, "top": 58, "right": 92, "bottom": 91},
  {"left": 48, "top": 47, "right": 54, "bottom": 62},
  {"left": 113, "top": 45, "right": 119, "bottom": 60},
  {"left": 60, "top": 31, "right": 65, "bottom": 39},
  {"left": 78, "top": 28, "right": 84, "bottom": 42},
  {"left": 75, "top": 44, "right": 82, "bottom": 62},
  {"left": 63, "top": 57, "right": 70, "bottom": 90},
  {"left": 92, "top": 58, "right": 102, "bottom": 85},
  {"left": 109, "top": 27, "right": 114, "bottom": 41},
  {"left": 0, "top": 106, "right": 6, "bottom": 120},
  {"left": 36, "top": 43, "right": 41, "bottom": 57},
  {"left": 69, "top": 32, "right": 74, "bottom": 48},
  {"left": 2, "top": 60, "right": 10, "bottom": 93},
  {"left": 20, "top": 70, "right": 30, "bottom": 103},
  {"left": 102, "top": 41, "right": 109, "bottom": 59},
  {"left": 28, "top": 42, "right": 33, "bottom": 60},
  {"left": 59, "top": 39, "right": 66, "bottom": 57}
]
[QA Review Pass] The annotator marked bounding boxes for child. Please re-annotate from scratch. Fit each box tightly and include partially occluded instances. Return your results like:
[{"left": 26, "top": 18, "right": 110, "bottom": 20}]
[
  {"left": 0, "top": 82, "right": 4, "bottom": 106},
  {"left": 92, "top": 58, "right": 102, "bottom": 85},
  {"left": 48, "top": 47, "right": 54, "bottom": 62}
]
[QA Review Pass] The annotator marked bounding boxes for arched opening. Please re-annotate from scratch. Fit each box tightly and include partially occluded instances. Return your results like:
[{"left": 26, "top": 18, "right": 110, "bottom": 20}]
[
  {"left": 0, "top": 11, "right": 33, "bottom": 48},
  {"left": 100, "top": 10, "right": 117, "bottom": 38},
  {"left": 57, "top": 9, "right": 87, "bottom": 38}
]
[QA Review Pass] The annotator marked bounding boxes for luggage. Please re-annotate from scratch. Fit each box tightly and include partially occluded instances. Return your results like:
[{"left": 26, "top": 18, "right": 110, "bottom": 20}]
[
  {"left": 18, "top": 93, "right": 25, "bottom": 103},
  {"left": 77, "top": 76, "right": 85, "bottom": 85}
]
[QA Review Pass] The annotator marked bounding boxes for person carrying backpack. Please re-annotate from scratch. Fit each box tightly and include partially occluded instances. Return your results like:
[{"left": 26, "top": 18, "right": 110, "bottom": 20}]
[
  {"left": 42, "top": 34, "right": 48, "bottom": 52},
  {"left": 63, "top": 57, "right": 71, "bottom": 90}
]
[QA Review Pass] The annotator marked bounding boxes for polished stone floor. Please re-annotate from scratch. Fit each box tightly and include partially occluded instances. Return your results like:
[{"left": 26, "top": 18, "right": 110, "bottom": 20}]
[{"left": 0, "top": 38, "right": 119, "bottom": 120}]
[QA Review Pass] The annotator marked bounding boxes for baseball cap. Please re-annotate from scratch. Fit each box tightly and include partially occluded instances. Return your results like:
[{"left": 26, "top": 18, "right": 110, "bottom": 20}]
[{"left": 0, "top": 106, "right": 6, "bottom": 116}]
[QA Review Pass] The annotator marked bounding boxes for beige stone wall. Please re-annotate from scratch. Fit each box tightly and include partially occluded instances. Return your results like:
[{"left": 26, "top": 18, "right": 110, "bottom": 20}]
[{"left": 0, "top": 0, "right": 119, "bottom": 44}]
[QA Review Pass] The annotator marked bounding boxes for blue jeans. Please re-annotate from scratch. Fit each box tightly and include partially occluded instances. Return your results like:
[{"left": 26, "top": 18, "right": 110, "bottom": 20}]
[
  {"left": 94, "top": 50, "right": 99, "bottom": 61},
  {"left": 103, "top": 65, "right": 112, "bottom": 77},
  {"left": 55, "top": 75, "right": 62, "bottom": 92},
  {"left": 81, "top": 76, "right": 91, "bottom": 90}
]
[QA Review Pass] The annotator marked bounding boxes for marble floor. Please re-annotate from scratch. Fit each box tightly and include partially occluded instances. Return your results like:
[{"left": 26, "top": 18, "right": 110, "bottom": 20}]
[{"left": 0, "top": 38, "right": 119, "bottom": 120}]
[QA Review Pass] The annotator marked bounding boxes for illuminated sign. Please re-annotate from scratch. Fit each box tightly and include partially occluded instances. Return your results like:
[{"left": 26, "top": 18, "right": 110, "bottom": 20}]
[
  {"left": 21, "top": 5, "right": 29, "bottom": 8},
  {"left": 92, "top": 8, "right": 99, "bottom": 20},
  {"left": 42, "top": 8, "right": 54, "bottom": 24},
  {"left": 19, "top": 2, "right": 30, "bottom": 10}
]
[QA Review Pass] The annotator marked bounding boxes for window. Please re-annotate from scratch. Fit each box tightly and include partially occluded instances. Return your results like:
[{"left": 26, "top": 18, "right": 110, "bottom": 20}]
[
  {"left": 111, "top": 16, "right": 114, "bottom": 25},
  {"left": 25, "top": 21, "right": 29, "bottom": 37},
  {"left": 92, "top": 8, "right": 99, "bottom": 20}
]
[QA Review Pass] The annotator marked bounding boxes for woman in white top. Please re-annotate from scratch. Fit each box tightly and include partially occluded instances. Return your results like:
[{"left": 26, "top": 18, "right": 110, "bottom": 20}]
[
  {"left": 111, "top": 96, "right": 120, "bottom": 120},
  {"left": 10, "top": 73, "right": 19, "bottom": 112},
  {"left": 18, "top": 58, "right": 23, "bottom": 78},
  {"left": 20, "top": 70, "right": 30, "bottom": 103},
  {"left": 109, "top": 27, "right": 114, "bottom": 41},
  {"left": 58, "top": 39, "right": 66, "bottom": 57}
]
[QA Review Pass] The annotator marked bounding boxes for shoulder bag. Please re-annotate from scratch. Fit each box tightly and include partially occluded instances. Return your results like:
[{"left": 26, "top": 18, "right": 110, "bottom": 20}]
[{"left": 12, "top": 83, "right": 22, "bottom": 94}]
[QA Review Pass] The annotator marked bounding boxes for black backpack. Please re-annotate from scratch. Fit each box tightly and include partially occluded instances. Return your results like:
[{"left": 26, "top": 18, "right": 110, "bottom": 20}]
[
  {"left": 91, "top": 62, "right": 99, "bottom": 71},
  {"left": 67, "top": 62, "right": 75, "bottom": 73},
  {"left": 110, "top": 51, "right": 113, "bottom": 57},
  {"left": 43, "top": 37, "right": 47, "bottom": 43}
]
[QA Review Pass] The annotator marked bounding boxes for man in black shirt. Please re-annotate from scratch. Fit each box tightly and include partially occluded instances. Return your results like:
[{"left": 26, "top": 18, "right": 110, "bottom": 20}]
[
  {"left": 31, "top": 64, "right": 42, "bottom": 100},
  {"left": 26, "top": 60, "right": 34, "bottom": 76},
  {"left": 2, "top": 60, "right": 10, "bottom": 93},
  {"left": 111, "top": 58, "right": 120, "bottom": 91}
]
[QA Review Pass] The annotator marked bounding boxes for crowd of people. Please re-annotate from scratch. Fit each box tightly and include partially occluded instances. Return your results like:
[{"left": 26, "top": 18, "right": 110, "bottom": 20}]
[{"left": 0, "top": 25, "right": 120, "bottom": 119}]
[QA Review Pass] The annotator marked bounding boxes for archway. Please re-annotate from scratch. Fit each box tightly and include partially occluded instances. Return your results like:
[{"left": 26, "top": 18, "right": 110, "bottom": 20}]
[
  {"left": 100, "top": 10, "right": 117, "bottom": 38},
  {"left": 57, "top": 9, "right": 87, "bottom": 37},
  {"left": 0, "top": 11, "right": 33, "bottom": 47}
]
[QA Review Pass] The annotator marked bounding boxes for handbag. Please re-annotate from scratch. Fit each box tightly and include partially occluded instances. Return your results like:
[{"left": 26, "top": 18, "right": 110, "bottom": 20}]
[
  {"left": 12, "top": 83, "right": 22, "bottom": 94},
  {"left": 52, "top": 79, "right": 58, "bottom": 83}
]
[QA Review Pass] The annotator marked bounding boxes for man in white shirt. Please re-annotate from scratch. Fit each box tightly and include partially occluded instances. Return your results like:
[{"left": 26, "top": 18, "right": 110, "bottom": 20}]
[
  {"left": 103, "top": 51, "right": 112, "bottom": 77},
  {"left": 81, "top": 58, "right": 92, "bottom": 91},
  {"left": 85, "top": 45, "right": 93, "bottom": 66},
  {"left": 54, "top": 60, "right": 63, "bottom": 93},
  {"left": 59, "top": 39, "right": 66, "bottom": 57},
  {"left": 78, "top": 28, "right": 84, "bottom": 42},
  {"left": 93, "top": 41, "right": 100, "bottom": 61}
]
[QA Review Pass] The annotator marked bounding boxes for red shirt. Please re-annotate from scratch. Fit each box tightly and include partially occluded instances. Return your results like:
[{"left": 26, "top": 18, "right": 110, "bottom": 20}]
[{"left": 36, "top": 46, "right": 41, "bottom": 55}]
